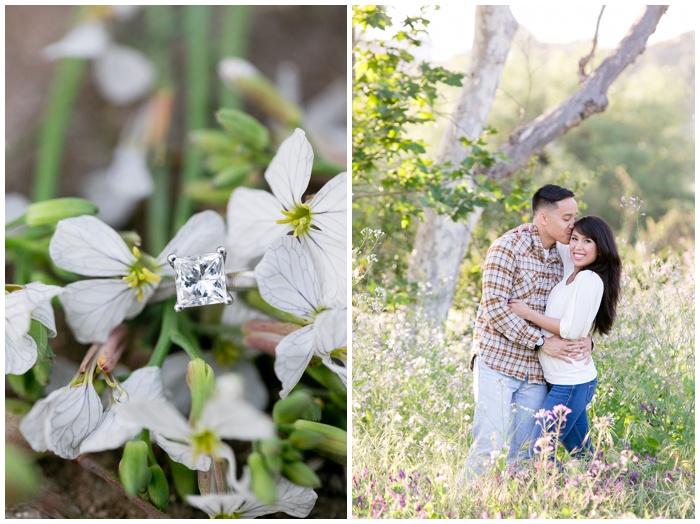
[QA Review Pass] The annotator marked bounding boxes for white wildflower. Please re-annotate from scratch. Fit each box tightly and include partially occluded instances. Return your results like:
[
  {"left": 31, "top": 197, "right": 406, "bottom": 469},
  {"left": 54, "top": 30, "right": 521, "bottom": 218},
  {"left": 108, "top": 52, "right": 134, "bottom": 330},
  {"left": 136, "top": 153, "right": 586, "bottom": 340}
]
[
  {"left": 49, "top": 210, "right": 225, "bottom": 343},
  {"left": 226, "top": 129, "right": 346, "bottom": 305},
  {"left": 255, "top": 236, "right": 346, "bottom": 397},
  {"left": 117, "top": 374, "right": 275, "bottom": 483},
  {"left": 186, "top": 468, "right": 317, "bottom": 518},
  {"left": 5, "top": 283, "right": 63, "bottom": 375}
]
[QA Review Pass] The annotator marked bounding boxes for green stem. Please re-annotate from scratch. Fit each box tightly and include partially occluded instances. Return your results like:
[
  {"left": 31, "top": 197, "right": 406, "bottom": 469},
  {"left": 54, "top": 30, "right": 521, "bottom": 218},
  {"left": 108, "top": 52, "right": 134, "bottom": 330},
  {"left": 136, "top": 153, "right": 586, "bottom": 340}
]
[
  {"left": 218, "top": 5, "right": 253, "bottom": 109},
  {"left": 146, "top": 6, "right": 175, "bottom": 254},
  {"left": 140, "top": 429, "right": 159, "bottom": 465},
  {"left": 32, "top": 58, "right": 87, "bottom": 201},
  {"left": 173, "top": 5, "right": 211, "bottom": 232},
  {"left": 148, "top": 301, "right": 177, "bottom": 367}
]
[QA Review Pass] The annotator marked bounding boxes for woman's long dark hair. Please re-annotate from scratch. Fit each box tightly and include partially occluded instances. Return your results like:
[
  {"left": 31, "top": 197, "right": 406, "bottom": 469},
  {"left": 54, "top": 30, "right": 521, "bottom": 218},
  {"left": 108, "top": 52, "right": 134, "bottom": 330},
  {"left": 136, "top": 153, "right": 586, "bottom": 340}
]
[{"left": 573, "top": 216, "right": 622, "bottom": 335}]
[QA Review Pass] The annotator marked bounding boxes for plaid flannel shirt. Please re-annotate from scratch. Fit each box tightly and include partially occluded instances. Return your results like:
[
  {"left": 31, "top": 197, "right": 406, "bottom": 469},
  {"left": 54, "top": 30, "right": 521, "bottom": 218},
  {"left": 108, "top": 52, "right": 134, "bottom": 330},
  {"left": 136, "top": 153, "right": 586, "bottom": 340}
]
[{"left": 470, "top": 231, "right": 564, "bottom": 384}]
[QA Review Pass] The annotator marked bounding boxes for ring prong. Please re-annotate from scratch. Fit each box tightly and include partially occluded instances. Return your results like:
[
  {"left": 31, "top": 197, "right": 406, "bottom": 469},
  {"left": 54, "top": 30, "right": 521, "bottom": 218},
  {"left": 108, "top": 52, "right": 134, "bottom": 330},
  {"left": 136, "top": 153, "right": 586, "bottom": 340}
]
[
  {"left": 167, "top": 253, "right": 178, "bottom": 268},
  {"left": 225, "top": 293, "right": 234, "bottom": 306},
  {"left": 217, "top": 246, "right": 227, "bottom": 263},
  {"left": 174, "top": 303, "right": 183, "bottom": 313}
]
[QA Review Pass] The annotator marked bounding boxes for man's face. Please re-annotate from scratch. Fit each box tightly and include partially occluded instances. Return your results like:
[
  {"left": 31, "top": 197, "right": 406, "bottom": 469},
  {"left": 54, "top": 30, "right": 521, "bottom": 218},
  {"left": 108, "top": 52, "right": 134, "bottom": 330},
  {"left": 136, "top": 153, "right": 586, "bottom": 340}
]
[{"left": 543, "top": 197, "right": 578, "bottom": 244}]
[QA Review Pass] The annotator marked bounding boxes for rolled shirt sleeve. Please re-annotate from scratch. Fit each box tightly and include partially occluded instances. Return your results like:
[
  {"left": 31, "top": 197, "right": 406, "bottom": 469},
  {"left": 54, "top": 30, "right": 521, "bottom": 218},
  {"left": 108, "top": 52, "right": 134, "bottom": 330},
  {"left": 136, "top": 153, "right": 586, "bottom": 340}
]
[{"left": 480, "top": 238, "right": 543, "bottom": 349}]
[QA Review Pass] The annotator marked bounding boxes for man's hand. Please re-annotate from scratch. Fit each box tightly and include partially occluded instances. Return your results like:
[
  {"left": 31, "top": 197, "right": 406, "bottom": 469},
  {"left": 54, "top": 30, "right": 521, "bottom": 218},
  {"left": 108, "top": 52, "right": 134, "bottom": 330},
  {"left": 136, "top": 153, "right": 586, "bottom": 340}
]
[
  {"left": 508, "top": 299, "right": 534, "bottom": 321},
  {"left": 540, "top": 336, "right": 593, "bottom": 364}
]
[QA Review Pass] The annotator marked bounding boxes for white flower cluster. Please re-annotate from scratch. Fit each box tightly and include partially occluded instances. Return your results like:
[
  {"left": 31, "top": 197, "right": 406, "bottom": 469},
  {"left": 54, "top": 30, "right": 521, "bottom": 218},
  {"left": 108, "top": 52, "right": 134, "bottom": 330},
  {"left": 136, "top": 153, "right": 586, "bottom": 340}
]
[{"left": 7, "top": 126, "right": 345, "bottom": 518}]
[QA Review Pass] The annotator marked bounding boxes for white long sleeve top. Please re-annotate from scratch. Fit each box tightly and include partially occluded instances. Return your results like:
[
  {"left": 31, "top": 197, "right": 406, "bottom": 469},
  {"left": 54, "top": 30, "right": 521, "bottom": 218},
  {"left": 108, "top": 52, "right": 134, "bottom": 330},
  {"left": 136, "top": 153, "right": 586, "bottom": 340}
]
[{"left": 538, "top": 242, "right": 603, "bottom": 385}]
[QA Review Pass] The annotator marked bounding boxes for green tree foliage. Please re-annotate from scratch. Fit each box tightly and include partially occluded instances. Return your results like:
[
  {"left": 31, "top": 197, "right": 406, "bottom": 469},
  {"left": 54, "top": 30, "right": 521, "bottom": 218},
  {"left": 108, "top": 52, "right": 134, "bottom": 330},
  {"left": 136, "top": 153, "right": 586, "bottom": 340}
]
[{"left": 352, "top": 6, "right": 509, "bottom": 293}]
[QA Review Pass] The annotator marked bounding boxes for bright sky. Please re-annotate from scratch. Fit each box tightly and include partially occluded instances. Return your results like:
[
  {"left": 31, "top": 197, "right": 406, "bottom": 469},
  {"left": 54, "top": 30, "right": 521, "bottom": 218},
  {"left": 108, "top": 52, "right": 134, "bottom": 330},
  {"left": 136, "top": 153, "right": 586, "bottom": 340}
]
[{"left": 385, "top": 4, "right": 696, "bottom": 62}]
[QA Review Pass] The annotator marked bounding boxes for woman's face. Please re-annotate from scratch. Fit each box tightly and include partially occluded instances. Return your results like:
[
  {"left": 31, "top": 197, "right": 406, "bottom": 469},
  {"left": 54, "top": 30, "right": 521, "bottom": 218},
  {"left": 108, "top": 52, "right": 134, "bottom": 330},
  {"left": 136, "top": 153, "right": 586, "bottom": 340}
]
[{"left": 569, "top": 229, "right": 598, "bottom": 269}]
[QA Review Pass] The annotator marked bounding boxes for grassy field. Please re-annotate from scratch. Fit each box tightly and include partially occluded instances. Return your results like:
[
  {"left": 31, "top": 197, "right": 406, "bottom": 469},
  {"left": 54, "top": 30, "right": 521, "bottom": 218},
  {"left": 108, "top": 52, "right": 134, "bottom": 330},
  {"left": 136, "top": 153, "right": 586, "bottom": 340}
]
[{"left": 352, "top": 245, "right": 695, "bottom": 518}]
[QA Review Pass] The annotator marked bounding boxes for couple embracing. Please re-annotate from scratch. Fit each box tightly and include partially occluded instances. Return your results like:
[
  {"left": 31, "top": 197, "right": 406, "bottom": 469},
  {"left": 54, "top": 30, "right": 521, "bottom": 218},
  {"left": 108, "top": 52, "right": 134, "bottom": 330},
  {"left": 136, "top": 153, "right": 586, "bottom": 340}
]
[{"left": 465, "top": 184, "right": 622, "bottom": 478}]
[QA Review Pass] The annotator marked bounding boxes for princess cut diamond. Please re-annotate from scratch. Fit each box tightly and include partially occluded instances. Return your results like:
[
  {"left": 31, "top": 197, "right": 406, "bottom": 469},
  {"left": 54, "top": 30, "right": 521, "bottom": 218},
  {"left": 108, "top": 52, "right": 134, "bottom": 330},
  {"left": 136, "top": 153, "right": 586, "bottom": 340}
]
[{"left": 169, "top": 248, "right": 231, "bottom": 311}]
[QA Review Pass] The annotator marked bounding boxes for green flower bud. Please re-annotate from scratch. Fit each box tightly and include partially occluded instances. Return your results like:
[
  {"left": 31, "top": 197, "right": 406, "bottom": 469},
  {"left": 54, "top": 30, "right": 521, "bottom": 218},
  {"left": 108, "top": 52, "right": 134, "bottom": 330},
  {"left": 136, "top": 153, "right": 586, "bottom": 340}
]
[
  {"left": 272, "top": 390, "right": 314, "bottom": 425},
  {"left": 212, "top": 163, "right": 254, "bottom": 189},
  {"left": 289, "top": 429, "right": 325, "bottom": 450},
  {"left": 294, "top": 420, "right": 347, "bottom": 458},
  {"left": 147, "top": 464, "right": 170, "bottom": 512},
  {"left": 281, "top": 461, "right": 320, "bottom": 488},
  {"left": 280, "top": 439, "right": 303, "bottom": 463},
  {"left": 119, "top": 441, "right": 151, "bottom": 494},
  {"left": 189, "top": 129, "right": 233, "bottom": 154},
  {"left": 248, "top": 452, "right": 277, "bottom": 504},
  {"left": 26, "top": 198, "right": 98, "bottom": 227},
  {"left": 216, "top": 109, "right": 270, "bottom": 150},
  {"left": 186, "top": 358, "right": 216, "bottom": 423}
]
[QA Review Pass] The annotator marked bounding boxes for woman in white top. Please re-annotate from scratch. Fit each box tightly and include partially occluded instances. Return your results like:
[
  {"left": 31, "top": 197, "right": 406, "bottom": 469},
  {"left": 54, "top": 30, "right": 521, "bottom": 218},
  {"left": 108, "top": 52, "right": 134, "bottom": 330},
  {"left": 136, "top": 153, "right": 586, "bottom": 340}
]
[{"left": 508, "top": 216, "right": 621, "bottom": 457}]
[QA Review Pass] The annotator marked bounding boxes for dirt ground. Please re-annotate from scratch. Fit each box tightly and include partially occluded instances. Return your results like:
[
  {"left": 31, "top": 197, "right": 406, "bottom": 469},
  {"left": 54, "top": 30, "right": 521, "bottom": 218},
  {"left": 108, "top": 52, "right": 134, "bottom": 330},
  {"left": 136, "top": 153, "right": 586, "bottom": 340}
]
[{"left": 5, "top": 5, "right": 348, "bottom": 519}]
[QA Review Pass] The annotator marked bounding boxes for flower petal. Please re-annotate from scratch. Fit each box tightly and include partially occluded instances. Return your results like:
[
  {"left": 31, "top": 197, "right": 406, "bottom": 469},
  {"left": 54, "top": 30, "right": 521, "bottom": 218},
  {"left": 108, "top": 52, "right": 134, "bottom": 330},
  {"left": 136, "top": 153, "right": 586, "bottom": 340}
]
[
  {"left": 41, "top": 21, "right": 110, "bottom": 60},
  {"left": 273, "top": 324, "right": 315, "bottom": 398},
  {"left": 5, "top": 331, "right": 38, "bottom": 376},
  {"left": 19, "top": 388, "right": 65, "bottom": 452},
  {"left": 226, "top": 187, "right": 288, "bottom": 270},
  {"left": 239, "top": 475, "right": 318, "bottom": 518},
  {"left": 313, "top": 309, "right": 347, "bottom": 357},
  {"left": 46, "top": 384, "right": 103, "bottom": 459},
  {"left": 5, "top": 283, "right": 62, "bottom": 339},
  {"left": 255, "top": 236, "right": 321, "bottom": 319},
  {"left": 264, "top": 128, "right": 313, "bottom": 210},
  {"left": 50, "top": 216, "right": 135, "bottom": 276},
  {"left": 80, "top": 367, "right": 165, "bottom": 453},
  {"left": 93, "top": 44, "right": 155, "bottom": 105},
  {"left": 107, "top": 146, "right": 154, "bottom": 199},
  {"left": 203, "top": 398, "right": 275, "bottom": 442},
  {"left": 157, "top": 210, "right": 227, "bottom": 277},
  {"left": 116, "top": 400, "right": 191, "bottom": 441},
  {"left": 83, "top": 168, "right": 141, "bottom": 228},
  {"left": 155, "top": 433, "right": 211, "bottom": 472},
  {"left": 185, "top": 494, "right": 245, "bottom": 518},
  {"left": 5, "top": 192, "right": 29, "bottom": 224},
  {"left": 301, "top": 229, "right": 346, "bottom": 309},
  {"left": 59, "top": 280, "right": 139, "bottom": 344}
]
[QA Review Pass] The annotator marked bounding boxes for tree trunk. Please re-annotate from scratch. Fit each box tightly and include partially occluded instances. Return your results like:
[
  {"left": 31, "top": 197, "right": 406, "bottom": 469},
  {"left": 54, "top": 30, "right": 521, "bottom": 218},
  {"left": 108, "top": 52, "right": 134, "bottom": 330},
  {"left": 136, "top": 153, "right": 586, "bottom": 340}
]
[
  {"left": 407, "top": 6, "right": 518, "bottom": 322},
  {"left": 407, "top": 5, "right": 668, "bottom": 327}
]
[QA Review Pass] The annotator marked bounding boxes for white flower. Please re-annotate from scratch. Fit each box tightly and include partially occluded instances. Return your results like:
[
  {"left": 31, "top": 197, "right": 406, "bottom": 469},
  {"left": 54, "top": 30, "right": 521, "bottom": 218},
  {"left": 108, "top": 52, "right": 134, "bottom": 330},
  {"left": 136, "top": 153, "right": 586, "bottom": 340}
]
[
  {"left": 5, "top": 283, "right": 63, "bottom": 375},
  {"left": 186, "top": 468, "right": 317, "bottom": 518},
  {"left": 255, "top": 236, "right": 347, "bottom": 397},
  {"left": 160, "top": 351, "right": 269, "bottom": 416},
  {"left": 5, "top": 193, "right": 30, "bottom": 225},
  {"left": 19, "top": 374, "right": 102, "bottom": 460},
  {"left": 49, "top": 210, "right": 225, "bottom": 343},
  {"left": 80, "top": 366, "right": 166, "bottom": 453},
  {"left": 118, "top": 374, "right": 275, "bottom": 484},
  {"left": 226, "top": 129, "right": 347, "bottom": 305},
  {"left": 41, "top": 14, "right": 154, "bottom": 105}
]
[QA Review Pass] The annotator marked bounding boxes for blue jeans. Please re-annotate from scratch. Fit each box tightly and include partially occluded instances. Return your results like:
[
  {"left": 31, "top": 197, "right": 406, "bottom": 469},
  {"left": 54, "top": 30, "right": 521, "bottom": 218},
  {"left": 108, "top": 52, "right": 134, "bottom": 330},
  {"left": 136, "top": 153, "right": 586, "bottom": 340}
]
[
  {"left": 464, "top": 357, "right": 547, "bottom": 478},
  {"left": 532, "top": 378, "right": 597, "bottom": 457}
]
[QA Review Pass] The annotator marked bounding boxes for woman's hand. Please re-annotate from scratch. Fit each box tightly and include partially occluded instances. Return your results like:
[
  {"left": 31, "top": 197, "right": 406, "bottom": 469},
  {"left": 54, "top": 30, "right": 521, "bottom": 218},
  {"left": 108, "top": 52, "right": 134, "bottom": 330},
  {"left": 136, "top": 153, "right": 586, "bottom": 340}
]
[
  {"left": 505, "top": 223, "right": 536, "bottom": 237},
  {"left": 508, "top": 298, "right": 533, "bottom": 321}
]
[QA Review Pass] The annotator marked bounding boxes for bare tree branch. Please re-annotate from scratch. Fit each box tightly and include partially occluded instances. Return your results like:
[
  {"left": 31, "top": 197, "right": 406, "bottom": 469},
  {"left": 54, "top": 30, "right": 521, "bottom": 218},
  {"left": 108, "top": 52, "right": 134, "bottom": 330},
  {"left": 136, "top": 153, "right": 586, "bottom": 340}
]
[
  {"left": 487, "top": 5, "right": 668, "bottom": 183},
  {"left": 578, "top": 6, "right": 606, "bottom": 82}
]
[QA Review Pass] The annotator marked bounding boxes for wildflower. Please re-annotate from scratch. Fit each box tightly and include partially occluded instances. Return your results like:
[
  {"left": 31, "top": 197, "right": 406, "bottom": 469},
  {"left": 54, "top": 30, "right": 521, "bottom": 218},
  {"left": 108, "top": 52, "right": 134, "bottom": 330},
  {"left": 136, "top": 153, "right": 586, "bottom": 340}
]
[
  {"left": 5, "top": 282, "right": 63, "bottom": 375},
  {"left": 80, "top": 366, "right": 166, "bottom": 453},
  {"left": 186, "top": 468, "right": 317, "bottom": 518},
  {"left": 226, "top": 128, "right": 347, "bottom": 305},
  {"left": 117, "top": 374, "right": 275, "bottom": 483},
  {"left": 84, "top": 92, "right": 173, "bottom": 227},
  {"left": 41, "top": 7, "right": 154, "bottom": 105},
  {"left": 49, "top": 210, "right": 225, "bottom": 343},
  {"left": 255, "top": 236, "right": 347, "bottom": 397},
  {"left": 19, "top": 346, "right": 103, "bottom": 459}
]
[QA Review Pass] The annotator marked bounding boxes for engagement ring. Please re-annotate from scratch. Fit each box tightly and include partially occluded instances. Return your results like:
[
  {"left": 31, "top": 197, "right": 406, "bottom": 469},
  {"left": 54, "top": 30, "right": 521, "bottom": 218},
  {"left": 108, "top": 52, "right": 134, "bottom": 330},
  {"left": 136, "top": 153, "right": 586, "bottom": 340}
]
[{"left": 168, "top": 246, "right": 234, "bottom": 312}]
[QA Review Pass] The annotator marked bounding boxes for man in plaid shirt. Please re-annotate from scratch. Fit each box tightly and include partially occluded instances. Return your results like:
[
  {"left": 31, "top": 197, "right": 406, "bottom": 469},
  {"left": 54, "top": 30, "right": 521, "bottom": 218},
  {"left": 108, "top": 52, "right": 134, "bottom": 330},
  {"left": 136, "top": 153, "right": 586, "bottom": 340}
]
[{"left": 464, "top": 185, "right": 592, "bottom": 478}]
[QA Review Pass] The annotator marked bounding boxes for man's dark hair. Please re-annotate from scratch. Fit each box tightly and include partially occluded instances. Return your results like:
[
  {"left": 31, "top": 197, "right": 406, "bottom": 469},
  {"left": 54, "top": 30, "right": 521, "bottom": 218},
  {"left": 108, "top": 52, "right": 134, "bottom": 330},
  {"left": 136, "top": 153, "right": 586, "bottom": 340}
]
[{"left": 532, "top": 184, "right": 575, "bottom": 214}]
